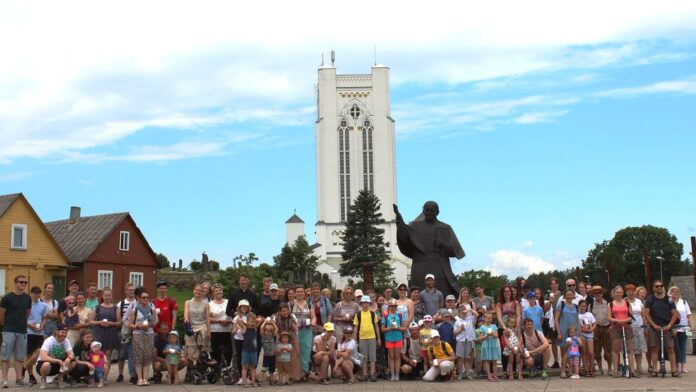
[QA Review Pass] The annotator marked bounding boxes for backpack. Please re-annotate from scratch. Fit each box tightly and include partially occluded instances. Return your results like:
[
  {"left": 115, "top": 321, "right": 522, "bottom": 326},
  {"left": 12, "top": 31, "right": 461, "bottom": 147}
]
[
  {"left": 381, "top": 313, "right": 403, "bottom": 339},
  {"left": 356, "top": 310, "right": 378, "bottom": 342},
  {"left": 428, "top": 341, "right": 451, "bottom": 358},
  {"left": 120, "top": 300, "right": 133, "bottom": 343},
  {"left": 559, "top": 301, "right": 579, "bottom": 313},
  {"left": 521, "top": 329, "right": 542, "bottom": 349}
]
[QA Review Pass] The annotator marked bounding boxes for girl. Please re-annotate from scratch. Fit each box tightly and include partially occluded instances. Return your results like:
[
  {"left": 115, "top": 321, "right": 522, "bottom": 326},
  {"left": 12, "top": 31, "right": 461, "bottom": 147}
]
[
  {"left": 232, "top": 299, "right": 251, "bottom": 384},
  {"left": 274, "top": 303, "right": 300, "bottom": 383},
  {"left": 163, "top": 331, "right": 183, "bottom": 384},
  {"left": 555, "top": 289, "right": 580, "bottom": 379},
  {"left": 88, "top": 341, "right": 106, "bottom": 387},
  {"left": 381, "top": 299, "right": 405, "bottom": 381},
  {"left": 333, "top": 326, "right": 358, "bottom": 383},
  {"left": 565, "top": 326, "right": 583, "bottom": 379},
  {"left": 578, "top": 299, "right": 596, "bottom": 377},
  {"left": 88, "top": 287, "right": 121, "bottom": 383},
  {"left": 502, "top": 317, "right": 523, "bottom": 381},
  {"left": 479, "top": 312, "right": 501, "bottom": 382},
  {"left": 259, "top": 318, "right": 278, "bottom": 386},
  {"left": 419, "top": 315, "right": 434, "bottom": 373},
  {"left": 275, "top": 332, "right": 293, "bottom": 385},
  {"left": 396, "top": 283, "right": 415, "bottom": 329}
]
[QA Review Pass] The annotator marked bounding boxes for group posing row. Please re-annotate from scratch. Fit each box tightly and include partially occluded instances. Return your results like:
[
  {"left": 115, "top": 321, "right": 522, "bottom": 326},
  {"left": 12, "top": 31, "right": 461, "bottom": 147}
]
[{"left": 0, "top": 273, "right": 693, "bottom": 387}]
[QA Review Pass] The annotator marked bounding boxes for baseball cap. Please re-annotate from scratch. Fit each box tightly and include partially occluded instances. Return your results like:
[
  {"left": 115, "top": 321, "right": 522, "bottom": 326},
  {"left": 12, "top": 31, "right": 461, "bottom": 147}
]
[
  {"left": 168, "top": 331, "right": 179, "bottom": 337},
  {"left": 323, "top": 322, "right": 335, "bottom": 332},
  {"left": 430, "top": 330, "right": 440, "bottom": 338},
  {"left": 445, "top": 294, "right": 456, "bottom": 301},
  {"left": 157, "top": 280, "right": 168, "bottom": 287},
  {"left": 56, "top": 324, "right": 68, "bottom": 331},
  {"left": 270, "top": 283, "right": 279, "bottom": 291},
  {"left": 388, "top": 299, "right": 398, "bottom": 306},
  {"left": 527, "top": 291, "right": 535, "bottom": 299},
  {"left": 425, "top": 274, "right": 435, "bottom": 281},
  {"left": 397, "top": 283, "right": 408, "bottom": 290},
  {"left": 359, "top": 295, "right": 371, "bottom": 303},
  {"left": 409, "top": 322, "right": 419, "bottom": 329},
  {"left": 354, "top": 289, "right": 364, "bottom": 297},
  {"left": 343, "top": 326, "right": 354, "bottom": 334},
  {"left": 68, "top": 280, "right": 79, "bottom": 286}
]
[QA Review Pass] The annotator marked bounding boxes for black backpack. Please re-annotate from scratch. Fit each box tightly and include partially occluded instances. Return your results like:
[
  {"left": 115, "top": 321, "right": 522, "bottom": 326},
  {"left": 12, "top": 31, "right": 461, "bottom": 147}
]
[{"left": 356, "top": 310, "right": 378, "bottom": 342}]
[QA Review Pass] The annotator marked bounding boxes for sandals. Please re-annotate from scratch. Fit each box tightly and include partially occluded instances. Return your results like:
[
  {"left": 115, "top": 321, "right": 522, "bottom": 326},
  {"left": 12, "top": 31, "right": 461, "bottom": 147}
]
[
  {"left": 672, "top": 372, "right": 682, "bottom": 378},
  {"left": 321, "top": 379, "right": 330, "bottom": 385}
]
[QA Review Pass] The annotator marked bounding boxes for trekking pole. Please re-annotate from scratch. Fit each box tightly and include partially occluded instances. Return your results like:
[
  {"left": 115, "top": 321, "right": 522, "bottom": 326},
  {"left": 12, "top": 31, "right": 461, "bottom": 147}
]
[
  {"left": 621, "top": 325, "right": 630, "bottom": 378},
  {"left": 659, "top": 328, "right": 666, "bottom": 378}
]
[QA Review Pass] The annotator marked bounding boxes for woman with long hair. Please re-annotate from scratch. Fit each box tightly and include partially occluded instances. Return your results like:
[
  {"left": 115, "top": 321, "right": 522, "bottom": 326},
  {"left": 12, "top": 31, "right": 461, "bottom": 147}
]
[
  {"left": 183, "top": 285, "right": 211, "bottom": 376},
  {"left": 626, "top": 284, "right": 647, "bottom": 374},
  {"left": 496, "top": 285, "right": 521, "bottom": 376},
  {"left": 274, "top": 303, "right": 300, "bottom": 382},
  {"left": 67, "top": 292, "right": 94, "bottom": 346},
  {"left": 129, "top": 288, "right": 158, "bottom": 386},
  {"left": 292, "top": 287, "right": 316, "bottom": 380},
  {"left": 88, "top": 287, "right": 121, "bottom": 382},
  {"left": 209, "top": 283, "right": 233, "bottom": 366},
  {"left": 395, "top": 283, "right": 414, "bottom": 329},
  {"left": 607, "top": 285, "right": 637, "bottom": 377},
  {"left": 669, "top": 286, "right": 693, "bottom": 374}
]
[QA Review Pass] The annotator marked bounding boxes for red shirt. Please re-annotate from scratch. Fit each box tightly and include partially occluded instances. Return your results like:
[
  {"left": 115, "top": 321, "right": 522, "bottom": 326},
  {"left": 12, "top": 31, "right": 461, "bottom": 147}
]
[{"left": 154, "top": 296, "right": 178, "bottom": 331}]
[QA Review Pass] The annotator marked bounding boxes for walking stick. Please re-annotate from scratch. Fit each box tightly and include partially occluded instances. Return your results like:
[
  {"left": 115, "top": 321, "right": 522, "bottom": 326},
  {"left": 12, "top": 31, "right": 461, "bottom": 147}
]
[
  {"left": 621, "top": 325, "right": 630, "bottom": 378},
  {"left": 659, "top": 328, "right": 666, "bottom": 378}
]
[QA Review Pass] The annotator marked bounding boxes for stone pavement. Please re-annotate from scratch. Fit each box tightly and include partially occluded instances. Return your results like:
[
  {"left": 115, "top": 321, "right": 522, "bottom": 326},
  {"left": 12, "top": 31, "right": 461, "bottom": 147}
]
[{"left": 6, "top": 361, "right": 693, "bottom": 391}]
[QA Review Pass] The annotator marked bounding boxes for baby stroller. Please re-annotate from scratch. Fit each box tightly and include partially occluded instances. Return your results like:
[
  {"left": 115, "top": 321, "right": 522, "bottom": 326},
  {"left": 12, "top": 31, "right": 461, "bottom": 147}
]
[{"left": 187, "top": 330, "right": 219, "bottom": 385}]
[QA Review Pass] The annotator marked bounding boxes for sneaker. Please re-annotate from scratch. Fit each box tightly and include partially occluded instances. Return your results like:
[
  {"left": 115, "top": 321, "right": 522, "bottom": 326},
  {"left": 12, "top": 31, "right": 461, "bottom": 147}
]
[
  {"left": 116, "top": 375, "right": 124, "bottom": 383},
  {"left": 45, "top": 375, "right": 56, "bottom": 385},
  {"left": 570, "top": 374, "right": 580, "bottom": 379},
  {"left": 541, "top": 370, "right": 549, "bottom": 380},
  {"left": 369, "top": 375, "right": 378, "bottom": 382},
  {"left": 529, "top": 368, "right": 536, "bottom": 378},
  {"left": 29, "top": 376, "right": 38, "bottom": 386},
  {"left": 16, "top": 379, "right": 28, "bottom": 386},
  {"left": 237, "top": 379, "right": 245, "bottom": 385},
  {"left": 39, "top": 378, "right": 47, "bottom": 390},
  {"left": 456, "top": 373, "right": 463, "bottom": 381},
  {"left": 129, "top": 376, "right": 138, "bottom": 385},
  {"left": 551, "top": 362, "right": 560, "bottom": 369}
]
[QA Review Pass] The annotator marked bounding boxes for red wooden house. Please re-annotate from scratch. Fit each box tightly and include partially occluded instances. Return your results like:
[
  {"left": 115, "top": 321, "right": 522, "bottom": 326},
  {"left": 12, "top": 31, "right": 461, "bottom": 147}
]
[{"left": 45, "top": 207, "right": 158, "bottom": 301}]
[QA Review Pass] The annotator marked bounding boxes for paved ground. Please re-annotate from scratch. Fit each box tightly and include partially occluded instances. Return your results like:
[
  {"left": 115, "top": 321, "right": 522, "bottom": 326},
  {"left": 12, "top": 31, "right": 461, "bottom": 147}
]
[{"left": 5, "top": 360, "right": 694, "bottom": 391}]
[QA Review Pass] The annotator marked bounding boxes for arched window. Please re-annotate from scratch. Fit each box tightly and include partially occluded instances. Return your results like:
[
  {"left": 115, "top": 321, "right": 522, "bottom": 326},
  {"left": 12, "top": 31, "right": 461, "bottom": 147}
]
[
  {"left": 362, "top": 118, "right": 374, "bottom": 192},
  {"left": 338, "top": 118, "right": 351, "bottom": 221}
]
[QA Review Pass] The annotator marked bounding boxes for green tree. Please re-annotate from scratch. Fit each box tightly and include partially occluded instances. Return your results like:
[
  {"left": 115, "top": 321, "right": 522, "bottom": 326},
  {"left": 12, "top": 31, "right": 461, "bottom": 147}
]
[
  {"left": 339, "top": 190, "right": 392, "bottom": 291},
  {"left": 233, "top": 253, "right": 258, "bottom": 268},
  {"left": 215, "top": 262, "right": 277, "bottom": 295},
  {"left": 456, "top": 269, "right": 510, "bottom": 297},
  {"left": 582, "top": 225, "right": 686, "bottom": 288},
  {"left": 273, "top": 236, "right": 320, "bottom": 286},
  {"left": 155, "top": 253, "right": 170, "bottom": 269}
]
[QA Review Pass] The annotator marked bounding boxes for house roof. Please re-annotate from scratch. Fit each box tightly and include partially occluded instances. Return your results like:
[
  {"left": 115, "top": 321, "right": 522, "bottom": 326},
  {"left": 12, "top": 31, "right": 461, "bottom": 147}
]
[
  {"left": 45, "top": 212, "right": 130, "bottom": 264},
  {"left": 0, "top": 193, "right": 21, "bottom": 217},
  {"left": 669, "top": 275, "right": 695, "bottom": 307},
  {"left": 285, "top": 213, "right": 304, "bottom": 224}
]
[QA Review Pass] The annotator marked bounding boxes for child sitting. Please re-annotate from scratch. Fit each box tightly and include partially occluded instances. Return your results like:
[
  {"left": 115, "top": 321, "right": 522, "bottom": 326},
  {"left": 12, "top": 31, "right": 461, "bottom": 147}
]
[
  {"left": 333, "top": 326, "right": 359, "bottom": 383},
  {"left": 259, "top": 318, "right": 277, "bottom": 386},
  {"left": 419, "top": 315, "right": 434, "bottom": 373},
  {"left": 163, "top": 331, "right": 183, "bottom": 384},
  {"left": 502, "top": 318, "right": 523, "bottom": 381},
  {"left": 89, "top": 341, "right": 106, "bottom": 387},
  {"left": 275, "top": 332, "right": 293, "bottom": 386},
  {"left": 565, "top": 325, "right": 583, "bottom": 379}
]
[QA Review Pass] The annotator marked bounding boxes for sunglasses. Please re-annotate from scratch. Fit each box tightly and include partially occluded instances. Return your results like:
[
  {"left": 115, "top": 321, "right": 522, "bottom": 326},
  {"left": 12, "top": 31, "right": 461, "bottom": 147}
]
[
  {"left": 17, "top": 281, "right": 28, "bottom": 284},
  {"left": 567, "top": 284, "right": 576, "bottom": 287},
  {"left": 141, "top": 296, "right": 150, "bottom": 299},
  {"left": 654, "top": 285, "right": 664, "bottom": 288},
  {"left": 398, "top": 288, "right": 407, "bottom": 291}
]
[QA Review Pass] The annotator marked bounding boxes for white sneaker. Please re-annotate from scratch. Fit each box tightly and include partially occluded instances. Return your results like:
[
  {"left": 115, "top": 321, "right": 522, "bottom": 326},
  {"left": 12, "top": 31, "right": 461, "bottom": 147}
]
[
  {"left": 0, "top": 380, "right": 7, "bottom": 389},
  {"left": 570, "top": 374, "right": 580, "bottom": 379},
  {"left": 237, "top": 378, "right": 244, "bottom": 385},
  {"left": 45, "top": 375, "right": 56, "bottom": 384},
  {"left": 40, "top": 378, "right": 47, "bottom": 390}
]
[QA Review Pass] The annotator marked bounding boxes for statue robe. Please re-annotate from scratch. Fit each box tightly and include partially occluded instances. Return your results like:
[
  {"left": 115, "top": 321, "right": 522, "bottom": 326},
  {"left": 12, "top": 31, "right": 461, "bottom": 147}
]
[{"left": 396, "top": 217, "right": 465, "bottom": 297}]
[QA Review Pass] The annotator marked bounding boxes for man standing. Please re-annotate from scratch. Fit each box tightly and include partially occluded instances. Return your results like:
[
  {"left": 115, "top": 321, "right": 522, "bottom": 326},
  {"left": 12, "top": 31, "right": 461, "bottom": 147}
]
[
  {"left": 555, "top": 278, "right": 582, "bottom": 307},
  {"left": 0, "top": 275, "right": 33, "bottom": 387},
  {"left": 420, "top": 274, "right": 444, "bottom": 317},
  {"left": 154, "top": 280, "right": 178, "bottom": 333},
  {"left": 258, "top": 277, "right": 272, "bottom": 309},
  {"left": 590, "top": 285, "right": 612, "bottom": 375},
  {"left": 40, "top": 283, "right": 59, "bottom": 338},
  {"left": 644, "top": 279, "right": 680, "bottom": 377},
  {"left": 225, "top": 273, "right": 259, "bottom": 317},
  {"left": 24, "top": 286, "right": 48, "bottom": 385},
  {"left": 258, "top": 284, "right": 281, "bottom": 319},
  {"left": 84, "top": 282, "right": 99, "bottom": 310},
  {"left": 116, "top": 283, "right": 137, "bottom": 384}
]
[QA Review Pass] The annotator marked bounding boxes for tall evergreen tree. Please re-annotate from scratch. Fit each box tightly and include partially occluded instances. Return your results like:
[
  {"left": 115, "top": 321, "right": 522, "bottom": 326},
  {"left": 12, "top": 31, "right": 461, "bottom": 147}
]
[{"left": 339, "top": 189, "right": 392, "bottom": 290}]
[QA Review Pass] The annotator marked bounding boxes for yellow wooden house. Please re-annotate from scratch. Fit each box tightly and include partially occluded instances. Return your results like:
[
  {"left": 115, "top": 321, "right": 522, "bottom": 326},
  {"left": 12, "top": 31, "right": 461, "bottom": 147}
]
[{"left": 0, "top": 193, "right": 70, "bottom": 297}]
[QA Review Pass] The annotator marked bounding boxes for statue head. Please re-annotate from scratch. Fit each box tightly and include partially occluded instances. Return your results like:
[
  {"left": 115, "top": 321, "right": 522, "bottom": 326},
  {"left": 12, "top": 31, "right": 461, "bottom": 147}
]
[{"left": 422, "top": 201, "right": 439, "bottom": 222}]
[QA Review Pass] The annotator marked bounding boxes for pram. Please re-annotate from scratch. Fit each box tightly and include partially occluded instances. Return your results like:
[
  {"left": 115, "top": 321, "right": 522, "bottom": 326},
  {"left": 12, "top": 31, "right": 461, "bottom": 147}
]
[{"left": 187, "top": 330, "right": 237, "bottom": 384}]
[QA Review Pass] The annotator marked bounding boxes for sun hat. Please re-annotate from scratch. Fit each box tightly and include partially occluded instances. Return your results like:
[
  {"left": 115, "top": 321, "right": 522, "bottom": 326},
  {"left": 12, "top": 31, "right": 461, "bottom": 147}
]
[
  {"left": 430, "top": 330, "right": 440, "bottom": 338},
  {"left": 359, "top": 295, "right": 372, "bottom": 303},
  {"left": 238, "top": 299, "right": 250, "bottom": 308},
  {"left": 397, "top": 283, "right": 408, "bottom": 290},
  {"left": 90, "top": 341, "right": 102, "bottom": 349}
]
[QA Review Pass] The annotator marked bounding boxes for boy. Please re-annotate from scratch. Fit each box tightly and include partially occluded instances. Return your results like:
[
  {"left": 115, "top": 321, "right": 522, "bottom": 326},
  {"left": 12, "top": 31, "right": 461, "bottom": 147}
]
[
  {"left": 423, "top": 330, "right": 456, "bottom": 382},
  {"left": 453, "top": 306, "right": 475, "bottom": 380},
  {"left": 400, "top": 322, "right": 423, "bottom": 380},
  {"left": 238, "top": 313, "right": 258, "bottom": 387},
  {"left": 523, "top": 292, "right": 544, "bottom": 332},
  {"left": 353, "top": 295, "right": 380, "bottom": 382},
  {"left": 419, "top": 315, "right": 434, "bottom": 373},
  {"left": 259, "top": 318, "right": 277, "bottom": 385}
]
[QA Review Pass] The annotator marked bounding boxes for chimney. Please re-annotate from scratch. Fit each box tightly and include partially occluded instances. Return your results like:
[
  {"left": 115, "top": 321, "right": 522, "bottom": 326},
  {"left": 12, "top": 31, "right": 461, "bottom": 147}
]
[{"left": 69, "top": 206, "right": 81, "bottom": 221}]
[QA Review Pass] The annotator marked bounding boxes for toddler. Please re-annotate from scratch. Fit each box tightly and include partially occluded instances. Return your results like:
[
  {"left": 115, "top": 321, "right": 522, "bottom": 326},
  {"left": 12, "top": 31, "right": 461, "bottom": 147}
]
[
  {"left": 164, "top": 331, "right": 183, "bottom": 384},
  {"left": 275, "top": 332, "right": 293, "bottom": 385},
  {"left": 62, "top": 296, "right": 78, "bottom": 328},
  {"left": 565, "top": 325, "right": 583, "bottom": 379},
  {"left": 260, "top": 318, "right": 277, "bottom": 385},
  {"left": 89, "top": 341, "right": 106, "bottom": 387}
]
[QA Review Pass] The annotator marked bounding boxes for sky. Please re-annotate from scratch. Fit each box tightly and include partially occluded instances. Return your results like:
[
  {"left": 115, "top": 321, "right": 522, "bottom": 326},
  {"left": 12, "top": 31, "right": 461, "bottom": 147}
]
[{"left": 1, "top": 1, "right": 695, "bottom": 279}]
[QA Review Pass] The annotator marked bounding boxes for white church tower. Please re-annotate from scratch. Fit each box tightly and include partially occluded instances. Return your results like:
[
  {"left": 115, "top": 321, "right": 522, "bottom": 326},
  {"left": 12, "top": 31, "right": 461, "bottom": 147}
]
[{"left": 313, "top": 53, "right": 410, "bottom": 288}]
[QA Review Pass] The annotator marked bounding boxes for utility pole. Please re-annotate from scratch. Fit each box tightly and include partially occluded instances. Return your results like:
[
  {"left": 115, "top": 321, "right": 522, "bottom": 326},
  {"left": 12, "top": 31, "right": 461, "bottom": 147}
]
[
  {"left": 643, "top": 247, "right": 652, "bottom": 294},
  {"left": 691, "top": 236, "right": 695, "bottom": 301}
]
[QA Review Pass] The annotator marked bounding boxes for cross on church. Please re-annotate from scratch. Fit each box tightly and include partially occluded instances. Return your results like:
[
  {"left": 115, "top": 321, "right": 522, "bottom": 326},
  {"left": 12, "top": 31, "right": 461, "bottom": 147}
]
[{"left": 349, "top": 105, "right": 361, "bottom": 119}]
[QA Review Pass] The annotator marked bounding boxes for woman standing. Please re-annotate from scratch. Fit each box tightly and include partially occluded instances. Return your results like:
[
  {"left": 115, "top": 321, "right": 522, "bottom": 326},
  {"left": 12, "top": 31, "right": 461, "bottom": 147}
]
[
  {"left": 607, "top": 285, "right": 637, "bottom": 377},
  {"left": 200, "top": 282, "right": 212, "bottom": 303},
  {"left": 331, "top": 286, "right": 359, "bottom": 342},
  {"left": 208, "top": 284, "right": 233, "bottom": 365},
  {"left": 555, "top": 289, "right": 580, "bottom": 379},
  {"left": 457, "top": 287, "right": 478, "bottom": 320},
  {"left": 669, "top": 286, "right": 693, "bottom": 374},
  {"left": 129, "top": 288, "right": 158, "bottom": 386},
  {"left": 626, "top": 285, "right": 647, "bottom": 374},
  {"left": 292, "top": 287, "right": 316, "bottom": 379},
  {"left": 410, "top": 287, "right": 425, "bottom": 324},
  {"left": 68, "top": 292, "right": 94, "bottom": 345},
  {"left": 89, "top": 287, "right": 121, "bottom": 382},
  {"left": 285, "top": 288, "right": 296, "bottom": 310},
  {"left": 183, "top": 285, "right": 211, "bottom": 368},
  {"left": 636, "top": 286, "right": 651, "bottom": 370},
  {"left": 496, "top": 285, "right": 521, "bottom": 376},
  {"left": 396, "top": 283, "right": 415, "bottom": 329}
]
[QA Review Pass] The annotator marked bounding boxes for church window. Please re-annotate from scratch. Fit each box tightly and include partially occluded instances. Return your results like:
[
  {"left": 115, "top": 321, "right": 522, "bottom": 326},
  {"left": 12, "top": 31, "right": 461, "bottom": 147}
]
[
  {"left": 338, "top": 118, "right": 351, "bottom": 221},
  {"left": 362, "top": 118, "right": 374, "bottom": 192},
  {"left": 349, "top": 105, "right": 361, "bottom": 119}
]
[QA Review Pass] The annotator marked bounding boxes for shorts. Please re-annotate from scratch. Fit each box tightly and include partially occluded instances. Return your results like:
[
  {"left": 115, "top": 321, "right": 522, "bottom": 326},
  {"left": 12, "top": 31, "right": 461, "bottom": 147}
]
[
  {"left": 358, "top": 338, "right": 376, "bottom": 362},
  {"left": 420, "top": 349, "right": 429, "bottom": 361},
  {"left": 610, "top": 325, "right": 634, "bottom": 340},
  {"left": 36, "top": 361, "right": 61, "bottom": 376},
  {"left": 525, "top": 354, "right": 544, "bottom": 369},
  {"left": 648, "top": 328, "right": 675, "bottom": 349},
  {"left": 456, "top": 341, "right": 474, "bottom": 358},
  {"left": 262, "top": 355, "right": 276, "bottom": 373},
  {"left": 276, "top": 361, "right": 291, "bottom": 374},
  {"left": 1, "top": 332, "right": 27, "bottom": 361},
  {"left": 27, "top": 334, "right": 45, "bottom": 354},
  {"left": 385, "top": 341, "right": 403, "bottom": 350},
  {"left": 568, "top": 356, "right": 580, "bottom": 366},
  {"left": 241, "top": 351, "right": 258, "bottom": 367}
]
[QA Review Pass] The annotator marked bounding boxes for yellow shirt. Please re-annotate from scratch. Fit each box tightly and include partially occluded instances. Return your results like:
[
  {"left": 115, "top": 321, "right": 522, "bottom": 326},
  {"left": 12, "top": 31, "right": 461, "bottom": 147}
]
[
  {"left": 431, "top": 341, "right": 454, "bottom": 360},
  {"left": 420, "top": 327, "right": 433, "bottom": 348},
  {"left": 353, "top": 310, "right": 378, "bottom": 340}
]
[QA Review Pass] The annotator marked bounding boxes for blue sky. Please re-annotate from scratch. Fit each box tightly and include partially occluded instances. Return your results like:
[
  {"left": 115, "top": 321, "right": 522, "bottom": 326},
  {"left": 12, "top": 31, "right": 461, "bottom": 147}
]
[{"left": 1, "top": 1, "right": 695, "bottom": 278}]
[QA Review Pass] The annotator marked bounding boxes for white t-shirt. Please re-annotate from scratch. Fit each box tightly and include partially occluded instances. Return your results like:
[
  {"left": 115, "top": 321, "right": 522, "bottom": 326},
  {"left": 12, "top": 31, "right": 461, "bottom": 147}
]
[
  {"left": 338, "top": 339, "right": 360, "bottom": 364},
  {"left": 520, "top": 298, "right": 530, "bottom": 313},
  {"left": 209, "top": 299, "right": 232, "bottom": 333},
  {"left": 41, "top": 336, "right": 73, "bottom": 359},
  {"left": 628, "top": 298, "right": 644, "bottom": 327},
  {"left": 454, "top": 315, "right": 475, "bottom": 342},
  {"left": 556, "top": 292, "right": 582, "bottom": 308},
  {"left": 579, "top": 312, "right": 596, "bottom": 338},
  {"left": 675, "top": 299, "right": 692, "bottom": 333}
]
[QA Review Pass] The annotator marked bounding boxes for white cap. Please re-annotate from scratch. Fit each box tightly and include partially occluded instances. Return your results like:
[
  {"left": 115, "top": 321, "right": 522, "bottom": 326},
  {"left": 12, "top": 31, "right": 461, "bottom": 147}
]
[
  {"left": 270, "top": 283, "right": 279, "bottom": 291},
  {"left": 359, "top": 295, "right": 372, "bottom": 303},
  {"left": 430, "top": 330, "right": 440, "bottom": 338},
  {"left": 425, "top": 274, "right": 435, "bottom": 281},
  {"left": 90, "top": 341, "right": 102, "bottom": 349}
]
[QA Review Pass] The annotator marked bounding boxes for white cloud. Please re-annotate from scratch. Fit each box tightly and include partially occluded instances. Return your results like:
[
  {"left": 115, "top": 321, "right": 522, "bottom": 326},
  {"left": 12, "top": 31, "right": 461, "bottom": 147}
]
[
  {"left": 0, "top": 1, "right": 694, "bottom": 162},
  {"left": 596, "top": 79, "right": 696, "bottom": 97},
  {"left": 515, "top": 110, "right": 569, "bottom": 124},
  {"left": 487, "top": 250, "right": 557, "bottom": 277},
  {"left": 0, "top": 172, "right": 38, "bottom": 182},
  {"left": 522, "top": 241, "right": 534, "bottom": 248}
]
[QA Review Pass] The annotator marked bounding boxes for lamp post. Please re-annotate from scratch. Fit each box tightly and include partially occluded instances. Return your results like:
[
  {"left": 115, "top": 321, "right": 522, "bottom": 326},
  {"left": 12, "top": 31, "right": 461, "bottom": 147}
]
[{"left": 655, "top": 256, "right": 664, "bottom": 282}]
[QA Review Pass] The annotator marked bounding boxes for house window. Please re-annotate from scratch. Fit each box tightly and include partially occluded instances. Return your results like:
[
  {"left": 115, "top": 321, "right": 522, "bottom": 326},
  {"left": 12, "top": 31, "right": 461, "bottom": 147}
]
[
  {"left": 97, "top": 270, "right": 113, "bottom": 290},
  {"left": 10, "top": 224, "right": 27, "bottom": 250},
  {"left": 119, "top": 231, "right": 130, "bottom": 251},
  {"left": 129, "top": 272, "right": 144, "bottom": 288}
]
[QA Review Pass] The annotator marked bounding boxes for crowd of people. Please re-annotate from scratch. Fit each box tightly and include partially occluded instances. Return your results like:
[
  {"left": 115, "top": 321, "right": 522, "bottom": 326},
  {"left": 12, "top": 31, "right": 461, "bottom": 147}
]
[{"left": 0, "top": 272, "right": 693, "bottom": 388}]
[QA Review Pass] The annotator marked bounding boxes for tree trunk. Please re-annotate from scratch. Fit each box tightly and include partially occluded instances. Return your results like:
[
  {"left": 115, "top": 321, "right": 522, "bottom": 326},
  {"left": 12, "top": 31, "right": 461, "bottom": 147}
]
[{"left": 362, "top": 262, "right": 375, "bottom": 292}]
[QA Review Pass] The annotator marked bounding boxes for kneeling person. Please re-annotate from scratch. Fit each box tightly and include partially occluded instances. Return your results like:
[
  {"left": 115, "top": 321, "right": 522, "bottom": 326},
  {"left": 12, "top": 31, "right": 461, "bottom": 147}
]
[
  {"left": 36, "top": 324, "right": 75, "bottom": 388},
  {"left": 400, "top": 323, "right": 423, "bottom": 380},
  {"left": 423, "top": 330, "right": 455, "bottom": 382},
  {"left": 521, "top": 318, "right": 550, "bottom": 379}
]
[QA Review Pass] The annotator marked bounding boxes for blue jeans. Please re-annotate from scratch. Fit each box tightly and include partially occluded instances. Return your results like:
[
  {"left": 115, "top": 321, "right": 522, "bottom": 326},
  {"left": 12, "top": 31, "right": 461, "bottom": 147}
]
[
  {"left": 92, "top": 367, "right": 105, "bottom": 382},
  {"left": 118, "top": 341, "right": 135, "bottom": 376},
  {"left": 675, "top": 332, "right": 688, "bottom": 364}
]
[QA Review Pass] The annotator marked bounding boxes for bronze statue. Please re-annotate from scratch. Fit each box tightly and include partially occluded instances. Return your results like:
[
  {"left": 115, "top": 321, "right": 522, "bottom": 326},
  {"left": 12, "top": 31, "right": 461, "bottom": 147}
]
[{"left": 394, "top": 202, "right": 465, "bottom": 296}]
